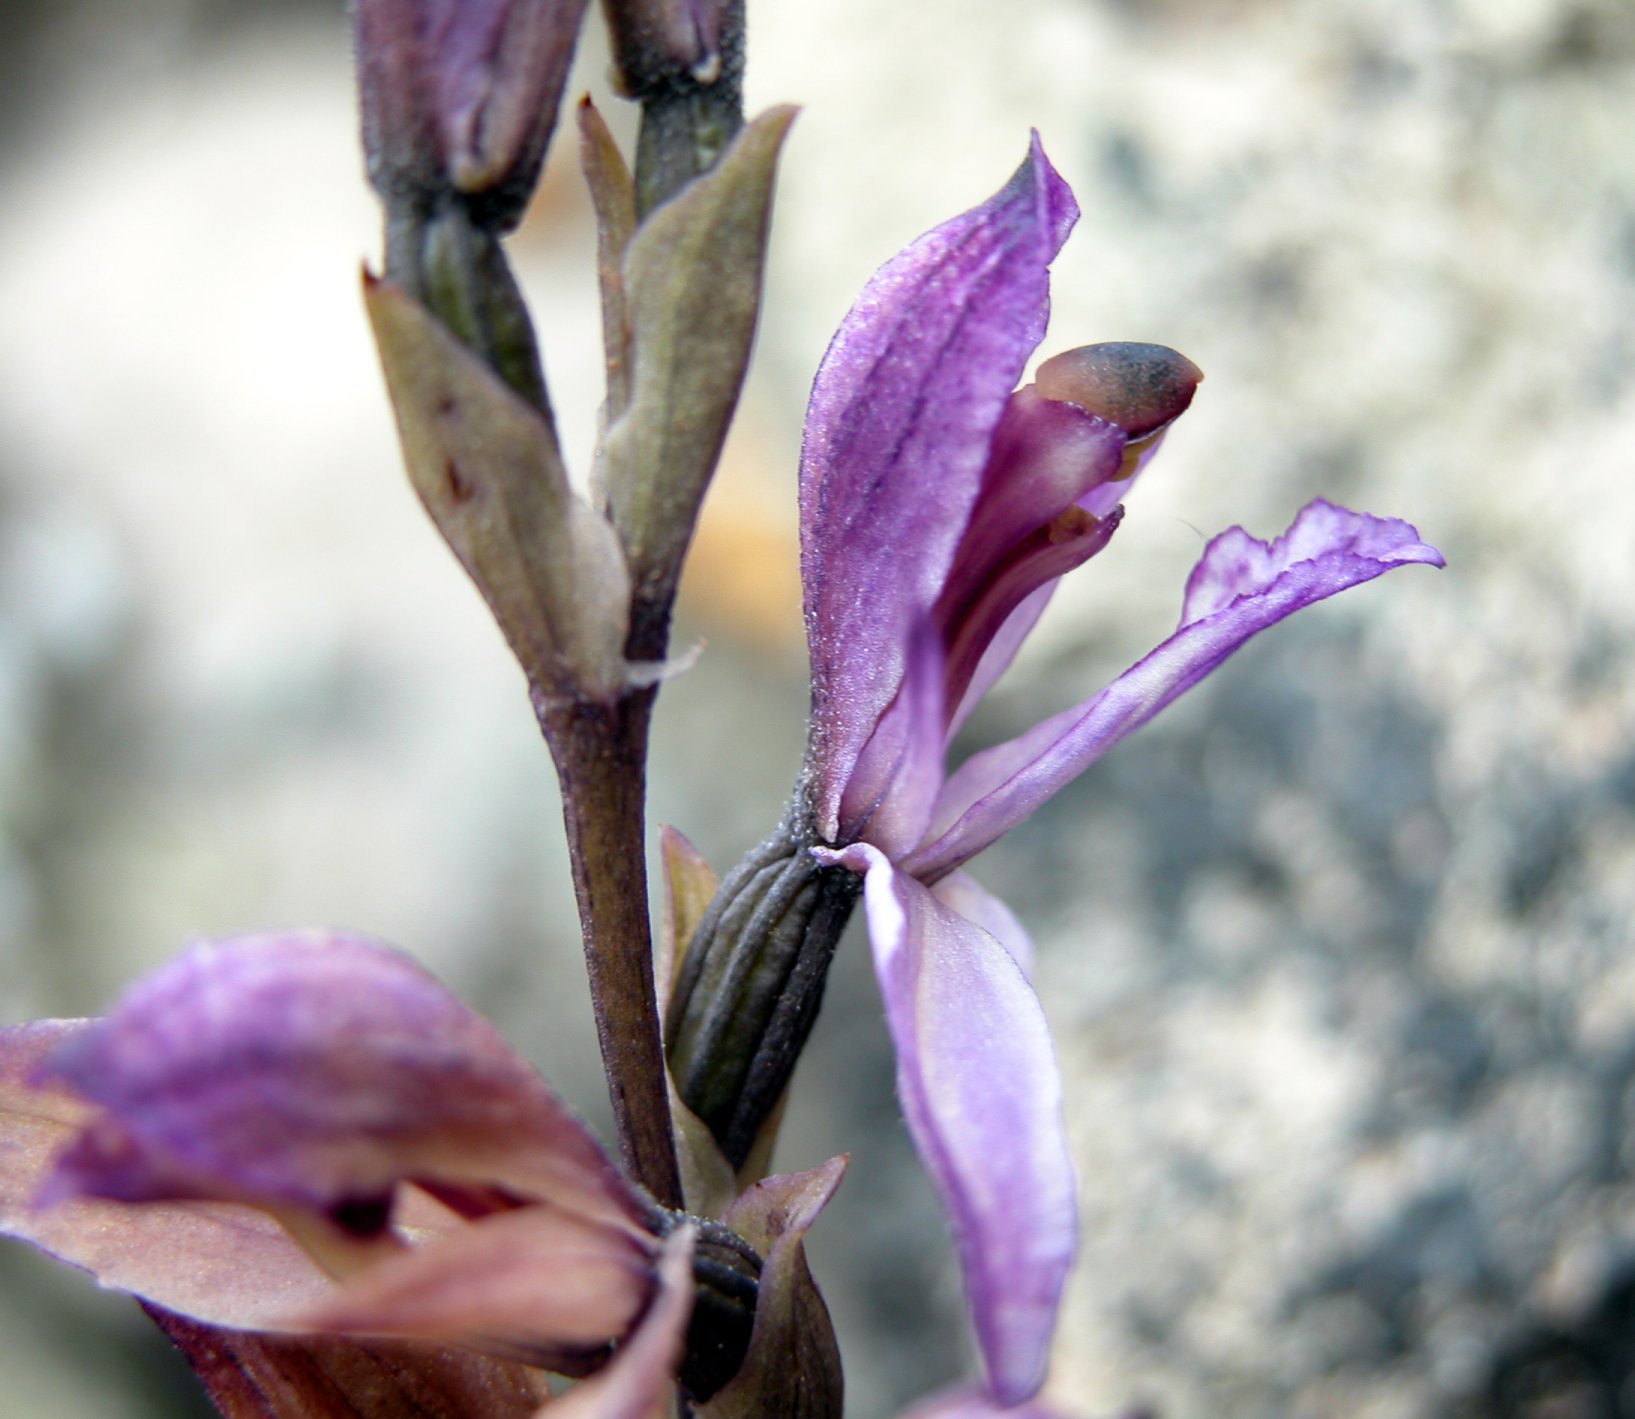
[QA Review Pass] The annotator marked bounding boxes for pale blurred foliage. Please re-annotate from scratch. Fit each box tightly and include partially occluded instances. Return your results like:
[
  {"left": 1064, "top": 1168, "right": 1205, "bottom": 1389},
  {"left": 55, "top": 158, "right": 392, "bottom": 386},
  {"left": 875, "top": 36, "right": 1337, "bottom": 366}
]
[{"left": 1, "top": 1, "right": 1633, "bottom": 1416}]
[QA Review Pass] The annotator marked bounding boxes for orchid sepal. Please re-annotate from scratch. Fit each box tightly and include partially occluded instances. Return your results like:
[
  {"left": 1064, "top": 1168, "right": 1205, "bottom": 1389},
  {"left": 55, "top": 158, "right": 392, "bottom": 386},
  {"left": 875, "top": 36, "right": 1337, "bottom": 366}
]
[
  {"left": 813, "top": 844, "right": 1076, "bottom": 1405},
  {"left": 801, "top": 134, "right": 1079, "bottom": 841}
]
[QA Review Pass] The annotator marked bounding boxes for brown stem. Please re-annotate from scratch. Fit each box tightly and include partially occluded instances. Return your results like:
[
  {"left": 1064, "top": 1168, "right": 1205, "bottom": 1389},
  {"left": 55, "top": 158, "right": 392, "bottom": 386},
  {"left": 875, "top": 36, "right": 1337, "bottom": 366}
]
[{"left": 541, "top": 688, "right": 683, "bottom": 1209}]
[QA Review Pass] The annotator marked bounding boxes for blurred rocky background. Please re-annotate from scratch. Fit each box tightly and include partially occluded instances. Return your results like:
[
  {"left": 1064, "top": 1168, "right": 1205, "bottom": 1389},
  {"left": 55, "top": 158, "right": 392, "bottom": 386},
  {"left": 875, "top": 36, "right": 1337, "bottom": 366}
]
[{"left": 1, "top": 0, "right": 1632, "bottom": 1415}]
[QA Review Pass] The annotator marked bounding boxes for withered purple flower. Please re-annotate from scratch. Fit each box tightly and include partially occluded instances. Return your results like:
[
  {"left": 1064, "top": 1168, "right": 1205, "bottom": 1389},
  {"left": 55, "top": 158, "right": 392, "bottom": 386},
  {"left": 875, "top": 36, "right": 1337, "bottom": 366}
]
[
  {"left": 799, "top": 136, "right": 1443, "bottom": 1405},
  {"left": 0, "top": 932, "right": 697, "bottom": 1417}
]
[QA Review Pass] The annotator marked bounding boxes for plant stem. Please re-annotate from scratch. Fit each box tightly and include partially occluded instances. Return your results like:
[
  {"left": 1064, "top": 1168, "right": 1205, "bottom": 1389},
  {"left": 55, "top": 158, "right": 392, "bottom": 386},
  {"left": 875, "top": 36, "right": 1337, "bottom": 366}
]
[
  {"left": 604, "top": 0, "right": 746, "bottom": 218},
  {"left": 542, "top": 688, "right": 683, "bottom": 1209}
]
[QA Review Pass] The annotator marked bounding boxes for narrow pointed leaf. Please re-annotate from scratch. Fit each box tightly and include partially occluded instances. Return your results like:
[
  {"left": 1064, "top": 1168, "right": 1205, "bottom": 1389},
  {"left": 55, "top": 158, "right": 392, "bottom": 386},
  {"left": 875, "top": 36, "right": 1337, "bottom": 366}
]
[
  {"left": 366, "top": 274, "right": 633, "bottom": 701},
  {"left": 600, "top": 106, "right": 796, "bottom": 641},
  {"left": 657, "top": 828, "right": 737, "bottom": 1217},
  {"left": 657, "top": 824, "right": 720, "bottom": 1013},
  {"left": 578, "top": 98, "right": 638, "bottom": 428}
]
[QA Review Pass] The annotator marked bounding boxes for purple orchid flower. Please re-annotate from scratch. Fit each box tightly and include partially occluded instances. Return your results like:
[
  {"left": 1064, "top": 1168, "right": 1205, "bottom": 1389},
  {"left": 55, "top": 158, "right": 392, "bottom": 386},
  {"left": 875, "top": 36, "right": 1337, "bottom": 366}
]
[
  {"left": 0, "top": 932, "right": 703, "bottom": 1417},
  {"left": 799, "top": 136, "right": 1443, "bottom": 1405}
]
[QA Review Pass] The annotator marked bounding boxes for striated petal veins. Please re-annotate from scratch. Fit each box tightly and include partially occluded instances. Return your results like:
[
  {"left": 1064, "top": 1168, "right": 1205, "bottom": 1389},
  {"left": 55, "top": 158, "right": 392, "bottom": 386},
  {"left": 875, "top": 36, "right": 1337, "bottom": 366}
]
[{"left": 801, "top": 136, "right": 1078, "bottom": 839}]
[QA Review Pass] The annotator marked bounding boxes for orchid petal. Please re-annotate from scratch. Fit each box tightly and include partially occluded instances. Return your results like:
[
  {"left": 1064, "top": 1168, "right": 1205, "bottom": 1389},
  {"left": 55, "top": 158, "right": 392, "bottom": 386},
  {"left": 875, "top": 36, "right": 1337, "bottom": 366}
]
[
  {"left": 1, "top": 1020, "right": 343, "bottom": 1329},
  {"left": 929, "top": 873, "right": 1035, "bottom": 982},
  {"left": 946, "top": 581, "right": 1057, "bottom": 737},
  {"left": 935, "top": 394, "right": 1125, "bottom": 722},
  {"left": 295, "top": 1204, "right": 655, "bottom": 1370},
  {"left": 936, "top": 389, "right": 1128, "bottom": 733},
  {"left": 906, "top": 500, "right": 1445, "bottom": 878},
  {"left": 801, "top": 136, "right": 1078, "bottom": 839},
  {"left": 548, "top": 1225, "right": 696, "bottom": 1419},
  {"left": 938, "top": 503, "right": 1122, "bottom": 743},
  {"left": 938, "top": 393, "right": 1126, "bottom": 608},
  {"left": 840, "top": 616, "right": 949, "bottom": 857},
  {"left": 37, "top": 933, "right": 642, "bottom": 1238},
  {"left": 816, "top": 845, "right": 1075, "bottom": 1405}
]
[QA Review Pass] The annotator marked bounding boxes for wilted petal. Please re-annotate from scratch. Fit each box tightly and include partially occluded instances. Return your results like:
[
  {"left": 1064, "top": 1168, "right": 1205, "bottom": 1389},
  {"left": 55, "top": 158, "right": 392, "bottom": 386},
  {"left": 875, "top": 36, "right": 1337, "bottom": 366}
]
[
  {"left": 145, "top": 1306, "right": 548, "bottom": 1419},
  {"left": 801, "top": 137, "right": 1078, "bottom": 839},
  {"left": 296, "top": 1204, "right": 655, "bottom": 1370},
  {"left": 1, "top": 1020, "right": 349, "bottom": 1328},
  {"left": 5, "top": 1009, "right": 654, "bottom": 1401},
  {"left": 907, "top": 500, "right": 1445, "bottom": 879},
  {"left": 37, "top": 933, "right": 643, "bottom": 1240},
  {"left": 814, "top": 846, "right": 1075, "bottom": 1405},
  {"left": 549, "top": 1225, "right": 696, "bottom": 1419},
  {"left": 703, "top": 1159, "right": 847, "bottom": 1419}
]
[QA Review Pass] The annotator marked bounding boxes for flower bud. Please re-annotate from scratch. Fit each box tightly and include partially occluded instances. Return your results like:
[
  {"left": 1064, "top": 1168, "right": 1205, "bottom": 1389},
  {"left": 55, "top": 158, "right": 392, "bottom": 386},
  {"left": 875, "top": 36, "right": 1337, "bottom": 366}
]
[
  {"left": 604, "top": 0, "right": 735, "bottom": 94},
  {"left": 354, "top": 0, "right": 591, "bottom": 232},
  {"left": 603, "top": 0, "right": 745, "bottom": 215}
]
